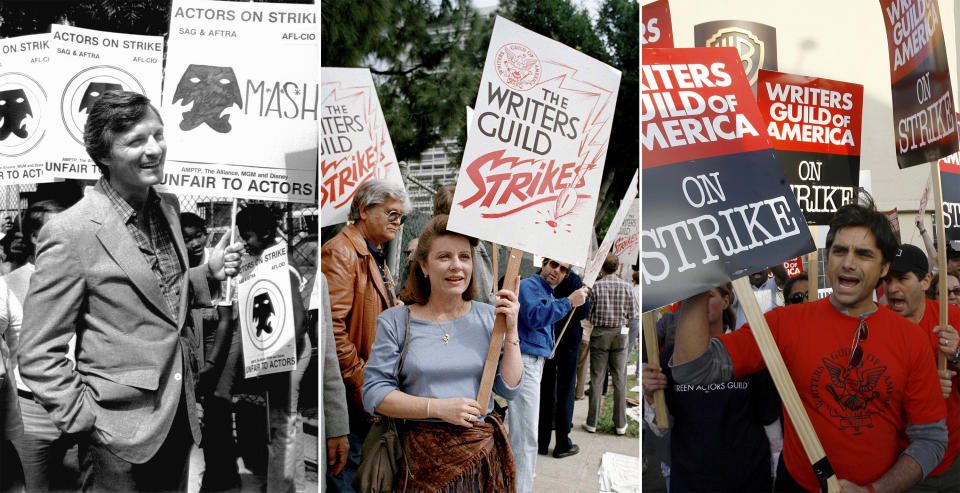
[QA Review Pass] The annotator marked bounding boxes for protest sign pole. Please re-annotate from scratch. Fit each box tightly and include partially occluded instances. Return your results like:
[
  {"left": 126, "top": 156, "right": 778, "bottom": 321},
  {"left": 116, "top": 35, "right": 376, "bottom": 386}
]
[
  {"left": 548, "top": 313, "right": 575, "bottom": 360},
  {"left": 642, "top": 311, "right": 668, "bottom": 427},
  {"left": 732, "top": 276, "right": 839, "bottom": 492},
  {"left": 808, "top": 226, "right": 819, "bottom": 303},
  {"left": 224, "top": 198, "right": 239, "bottom": 303},
  {"left": 476, "top": 248, "right": 522, "bottom": 408},
  {"left": 491, "top": 242, "right": 499, "bottom": 296},
  {"left": 930, "top": 162, "right": 949, "bottom": 371}
]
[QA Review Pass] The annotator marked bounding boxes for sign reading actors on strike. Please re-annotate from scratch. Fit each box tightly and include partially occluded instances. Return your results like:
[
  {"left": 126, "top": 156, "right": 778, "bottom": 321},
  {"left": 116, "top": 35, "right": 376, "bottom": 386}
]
[
  {"left": 880, "top": 0, "right": 958, "bottom": 168},
  {"left": 237, "top": 242, "right": 297, "bottom": 378},
  {"left": 160, "top": 0, "right": 317, "bottom": 204},
  {"left": 936, "top": 115, "right": 960, "bottom": 242},
  {"left": 642, "top": 0, "right": 673, "bottom": 48},
  {"left": 46, "top": 25, "right": 163, "bottom": 180},
  {"left": 447, "top": 16, "right": 621, "bottom": 266},
  {"left": 757, "top": 70, "right": 863, "bottom": 224},
  {"left": 641, "top": 47, "right": 815, "bottom": 313},
  {"left": 0, "top": 33, "right": 54, "bottom": 184},
  {"left": 320, "top": 68, "right": 404, "bottom": 227}
]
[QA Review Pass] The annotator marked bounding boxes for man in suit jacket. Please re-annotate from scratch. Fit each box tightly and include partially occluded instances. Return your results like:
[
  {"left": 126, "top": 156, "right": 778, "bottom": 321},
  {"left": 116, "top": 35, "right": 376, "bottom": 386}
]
[{"left": 17, "top": 91, "right": 243, "bottom": 492}]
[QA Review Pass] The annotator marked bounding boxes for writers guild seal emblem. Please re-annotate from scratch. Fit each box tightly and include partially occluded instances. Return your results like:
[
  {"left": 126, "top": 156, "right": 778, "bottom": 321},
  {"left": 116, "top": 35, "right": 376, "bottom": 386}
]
[
  {"left": 495, "top": 43, "right": 541, "bottom": 91},
  {"left": 705, "top": 27, "right": 765, "bottom": 86}
]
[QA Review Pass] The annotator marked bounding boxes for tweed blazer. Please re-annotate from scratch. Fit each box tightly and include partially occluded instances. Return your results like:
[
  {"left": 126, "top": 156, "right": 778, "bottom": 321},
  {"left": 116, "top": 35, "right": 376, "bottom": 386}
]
[{"left": 18, "top": 185, "right": 213, "bottom": 464}]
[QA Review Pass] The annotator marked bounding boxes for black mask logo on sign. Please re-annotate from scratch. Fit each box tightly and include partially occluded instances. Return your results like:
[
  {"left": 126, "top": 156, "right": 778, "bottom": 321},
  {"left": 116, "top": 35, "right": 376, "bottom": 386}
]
[
  {"left": 0, "top": 89, "right": 32, "bottom": 141},
  {"left": 78, "top": 82, "right": 122, "bottom": 114},
  {"left": 172, "top": 64, "right": 243, "bottom": 134},
  {"left": 252, "top": 292, "right": 274, "bottom": 338}
]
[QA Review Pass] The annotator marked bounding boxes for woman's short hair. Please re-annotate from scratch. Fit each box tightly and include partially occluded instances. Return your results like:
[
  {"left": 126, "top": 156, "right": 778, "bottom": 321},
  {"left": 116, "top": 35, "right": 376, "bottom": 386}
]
[
  {"left": 83, "top": 90, "right": 161, "bottom": 179},
  {"left": 400, "top": 214, "right": 478, "bottom": 305},
  {"left": 714, "top": 282, "right": 736, "bottom": 330},
  {"left": 433, "top": 184, "right": 456, "bottom": 215},
  {"left": 348, "top": 179, "right": 410, "bottom": 223}
]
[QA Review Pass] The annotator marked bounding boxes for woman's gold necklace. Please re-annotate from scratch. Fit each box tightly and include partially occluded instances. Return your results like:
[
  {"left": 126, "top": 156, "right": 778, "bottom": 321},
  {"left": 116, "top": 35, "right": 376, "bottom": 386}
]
[{"left": 432, "top": 302, "right": 468, "bottom": 345}]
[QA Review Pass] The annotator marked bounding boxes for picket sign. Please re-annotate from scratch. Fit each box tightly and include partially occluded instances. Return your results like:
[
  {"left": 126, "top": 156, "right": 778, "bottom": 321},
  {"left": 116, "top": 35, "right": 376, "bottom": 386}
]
[
  {"left": 930, "top": 162, "right": 949, "bottom": 371},
  {"left": 808, "top": 226, "right": 819, "bottom": 304},
  {"left": 476, "top": 248, "right": 523, "bottom": 409},
  {"left": 641, "top": 311, "right": 668, "bottom": 427},
  {"left": 731, "top": 276, "right": 840, "bottom": 493}
]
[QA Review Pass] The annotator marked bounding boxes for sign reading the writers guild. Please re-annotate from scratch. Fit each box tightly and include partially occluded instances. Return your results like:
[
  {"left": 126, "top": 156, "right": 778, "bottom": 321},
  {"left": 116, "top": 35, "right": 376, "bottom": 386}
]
[{"left": 694, "top": 20, "right": 777, "bottom": 89}]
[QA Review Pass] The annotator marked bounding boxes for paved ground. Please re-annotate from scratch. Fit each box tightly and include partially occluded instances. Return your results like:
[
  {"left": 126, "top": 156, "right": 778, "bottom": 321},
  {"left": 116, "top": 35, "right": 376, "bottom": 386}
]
[{"left": 532, "top": 394, "right": 640, "bottom": 493}]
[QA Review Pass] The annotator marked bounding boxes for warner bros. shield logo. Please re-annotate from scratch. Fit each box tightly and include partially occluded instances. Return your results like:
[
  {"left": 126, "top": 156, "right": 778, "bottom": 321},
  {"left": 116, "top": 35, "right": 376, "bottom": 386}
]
[
  {"left": 243, "top": 279, "right": 286, "bottom": 351},
  {"left": 694, "top": 20, "right": 778, "bottom": 87}
]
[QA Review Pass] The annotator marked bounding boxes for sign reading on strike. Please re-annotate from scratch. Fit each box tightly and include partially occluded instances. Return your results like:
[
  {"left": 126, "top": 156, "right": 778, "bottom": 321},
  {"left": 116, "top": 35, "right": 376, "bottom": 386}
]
[
  {"left": 936, "top": 115, "right": 960, "bottom": 242},
  {"left": 641, "top": 47, "right": 815, "bottom": 313},
  {"left": 320, "top": 67, "right": 404, "bottom": 227},
  {"left": 237, "top": 242, "right": 297, "bottom": 378},
  {"left": 447, "top": 16, "right": 621, "bottom": 266},
  {"left": 46, "top": 25, "right": 163, "bottom": 180},
  {"left": 880, "top": 0, "right": 958, "bottom": 168},
  {"left": 160, "top": 0, "right": 318, "bottom": 204},
  {"left": 0, "top": 33, "right": 54, "bottom": 184},
  {"left": 642, "top": 0, "right": 673, "bottom": 48},
  {"left": 757, "top": 70, "right": 863, "bottom": 224}
]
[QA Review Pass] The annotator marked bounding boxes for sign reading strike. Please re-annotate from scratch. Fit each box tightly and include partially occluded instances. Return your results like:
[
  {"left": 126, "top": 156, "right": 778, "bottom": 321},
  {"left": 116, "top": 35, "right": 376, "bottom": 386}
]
[
  {"left": 613, "top": 195, "right": 640, "bottom": 270},
  {"left": 936, "top": 116, "right": 960, "bottom": 242},
  {"left": 584, "top": 172, "right": 637, "bottom": 286},
  {"left": 448, "top": 16, "right": 621, "bottom": 266},
  {"left": 237, "top": 242, "right": 297, "bottom": 378},
  {"left": 320, "top": 68, "right": 403, "bottom": 227},
  {"left": 160, "top": 0, "right": 317, "bottom": 204},
  {"left": 642, "top": 0, "right": 673, "bottom": 48},
  {"left": 0, "top": 33, "right": 54, "bottom": 184},
  {"left": 880, "top": 0, "right": 958, "bottom": 168},
  {"left": 641, "top": 47, "right": 815, "bottom": 312},
  {"left": 46, "top": 25, "right": 163, "bottom": 180},
  {"left": 757, "top": 70, "right": 863, "bottom": 224}
]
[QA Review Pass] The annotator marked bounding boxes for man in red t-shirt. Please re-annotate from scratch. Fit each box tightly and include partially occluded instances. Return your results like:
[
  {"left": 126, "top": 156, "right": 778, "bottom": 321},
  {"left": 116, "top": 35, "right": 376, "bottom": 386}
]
[
  {"left": 672, "top": 203, "right": 947, "bottom": 492},
  {"left": 883, "top": 243, "right": 960, "bottom": 490}
]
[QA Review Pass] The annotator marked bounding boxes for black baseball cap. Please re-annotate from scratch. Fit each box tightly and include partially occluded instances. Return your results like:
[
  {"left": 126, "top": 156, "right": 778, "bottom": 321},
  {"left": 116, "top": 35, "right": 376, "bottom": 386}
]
[{"left": 889, "top": 244, "right": 928, "bottom": 279}]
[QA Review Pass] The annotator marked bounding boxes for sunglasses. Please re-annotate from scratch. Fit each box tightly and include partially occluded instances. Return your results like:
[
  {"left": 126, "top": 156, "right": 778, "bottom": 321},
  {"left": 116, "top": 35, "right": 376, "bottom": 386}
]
[
  {"left": 787, "top": 292, "right": 808, "bottom": 305},
  {"left": 848, "top": 319, "right": 868, "bottom": 368},
  {"left": 950, "top": 288, "right": 960, "bottom": 296},
  {"left": 548, "top": 260, "right": 569, "bottom": 274},
  {"left": 382, "top": 210, "right": 406, "bottom": 224}
]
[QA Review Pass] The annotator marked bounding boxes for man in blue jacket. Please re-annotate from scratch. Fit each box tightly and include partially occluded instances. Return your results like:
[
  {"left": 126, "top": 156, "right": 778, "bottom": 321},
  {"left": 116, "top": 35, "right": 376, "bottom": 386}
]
[{"left": 509, "top": 258, "right": 588, "bottom": 493}]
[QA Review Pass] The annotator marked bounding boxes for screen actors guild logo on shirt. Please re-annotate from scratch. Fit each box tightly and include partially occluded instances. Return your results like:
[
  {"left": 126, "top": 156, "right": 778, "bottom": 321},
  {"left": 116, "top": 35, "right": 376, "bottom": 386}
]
[
  {"left": 495, "top": 43, "right": 542, "bottom": 91},
  {"left": 172, "top": 64, "right": 243, "bottom": 133},
  {"left": 810, "top": 351, "right": 891, "bottom": 435}
]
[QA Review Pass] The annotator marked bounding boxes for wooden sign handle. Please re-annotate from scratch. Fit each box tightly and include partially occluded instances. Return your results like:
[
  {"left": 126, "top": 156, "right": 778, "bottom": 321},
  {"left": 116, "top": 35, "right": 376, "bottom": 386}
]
[
  {"left": 808, "top": 226, "right": 819, "bottom": 303},
  {"left": 642, "top": 311, "right": 668, "bottom": 428},
  {"left": 491, "top": 242, "right": 499, "bottom": 296},
  {"left": 477, "top": 248, "right": 522, "bottom": 410},
  {"left": 931, "top": 162, "right": 948, "bottom": 371},
  {"left": 732, "top": 276, "right": 840, "bottom": 493}
]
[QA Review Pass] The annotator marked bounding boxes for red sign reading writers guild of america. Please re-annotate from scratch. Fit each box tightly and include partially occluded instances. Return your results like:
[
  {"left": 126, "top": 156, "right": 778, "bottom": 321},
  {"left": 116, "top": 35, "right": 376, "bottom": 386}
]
[
  {"left": 641, "top": 47, "right": 814, "bottom": 312},
  {"left": 447, "top": 16, "right": 622, "bottom": 266},
  {"left": 756, "top": 70, "right": 864, "bottom": 225},
  {"left": 642, "top": 0, "right": 673, "bottom": 48},
  {"left": 880, "top": 0, "right": 958, "bottom": 168}
]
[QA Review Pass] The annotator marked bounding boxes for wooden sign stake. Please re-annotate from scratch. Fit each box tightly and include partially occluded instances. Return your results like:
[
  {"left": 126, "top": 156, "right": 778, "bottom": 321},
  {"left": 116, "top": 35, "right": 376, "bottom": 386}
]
[
  {"left": 476, "top": 248, "right": 522, "bottom": 409},
  {"left": 732, "top": 276, "right": 839, "bottom": 492},
  {"left": 642, "top": 311, "right": 668, "bottom": 428},
  {"left": 930, "top": 162, "right": 949, "bottom": 371},
  {"left": 491, "top": 242, "right": 499, "bottom": 295},
  {"left": 808, "top": 226, "right": 819, "bottom": 303},
  {"left": 548, "top": 312, "right": 575, "bottom": 359}
]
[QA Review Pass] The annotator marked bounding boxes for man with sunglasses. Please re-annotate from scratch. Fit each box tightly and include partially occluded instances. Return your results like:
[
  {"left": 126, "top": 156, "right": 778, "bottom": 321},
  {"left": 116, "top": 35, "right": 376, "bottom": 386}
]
[
  {"left": 882, "top": 243, "right": 960, "bottom": 491},
  {"left": 510, "top": 257, "right": 589, "bottom": 493},
  {"left": 671, "top": 202, "right": 947, "bottom": 493},
  {"left": 784, "top": 273, "right": 810, "bottom": 306},
  {"left": 321, "top": 178, "right": 408, "bottom": 491}
]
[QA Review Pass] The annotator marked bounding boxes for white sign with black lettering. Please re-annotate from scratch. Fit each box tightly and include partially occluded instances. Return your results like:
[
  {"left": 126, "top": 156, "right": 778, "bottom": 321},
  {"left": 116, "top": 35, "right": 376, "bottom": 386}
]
[{"left": 237, "top": 242, "right": 297, "bottom": 378}]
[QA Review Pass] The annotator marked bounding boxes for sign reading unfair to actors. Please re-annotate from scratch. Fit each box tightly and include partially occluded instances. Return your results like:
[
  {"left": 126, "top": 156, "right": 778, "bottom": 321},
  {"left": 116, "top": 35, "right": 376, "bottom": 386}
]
[
  {"left": 46, "top": 25, "right": 163, "bottom": 180},
  {"left": 160, "top": 0, "right": 318, "bottom": 204},
  {"left": 641, "top": 47, "right": 815, "bottom": 313},
  {"left": 320, "top": 68, "right": 404, "bottom": 227},
  {"left": 237, "top": 242, "right": 297, "bottom": 378},
  {"left": 448, "top": 16, "right": 621, "bottom": 266},
  {"left": 757, "top": 70, "right": 864, "bottom": 224},
  {"left": 936, "top": 115, "right": 960, "bottom": 242},
  {"left": 880, "top": 0, "right": 958, "bottom": 168},
  {"left": 0, "top": 33, "right": 54, "bottom": 184}
]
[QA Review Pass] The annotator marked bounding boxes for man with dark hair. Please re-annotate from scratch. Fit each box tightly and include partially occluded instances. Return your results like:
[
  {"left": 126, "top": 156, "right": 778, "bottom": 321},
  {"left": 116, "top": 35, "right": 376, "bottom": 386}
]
[
  {"left": 882, "top": 244, "right": 960, "bottom": 490},
  {"left": 18, "top": 90, "right": 244, "bottom": 492},
  {"left": 510, "top": 257, "right": 588, "bottom": 493},
  {"left": 583, "top": 254, "right": 638, "bottom": 435},
  {"left": 672, "top": 202, "right": 947, "bottom": 492}
]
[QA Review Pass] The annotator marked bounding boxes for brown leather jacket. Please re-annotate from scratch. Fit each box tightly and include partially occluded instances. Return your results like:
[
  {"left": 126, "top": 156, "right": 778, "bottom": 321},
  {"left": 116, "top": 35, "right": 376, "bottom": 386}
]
[{"left": 320, "top": 223, "right": 400, "bottom": 423}]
